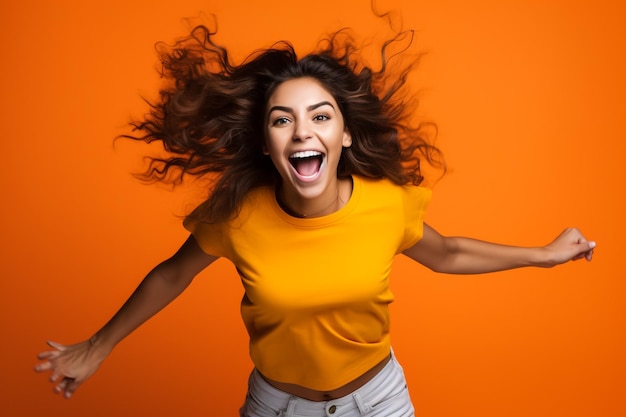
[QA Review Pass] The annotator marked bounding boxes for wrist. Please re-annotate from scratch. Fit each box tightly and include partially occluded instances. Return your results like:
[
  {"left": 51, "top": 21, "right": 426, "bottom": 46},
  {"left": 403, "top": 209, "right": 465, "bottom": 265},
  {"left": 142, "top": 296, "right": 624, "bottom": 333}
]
[
  {"left": 531, "top": 246, "right": 555, "bottom": 268},
  {"left": 89, "top": 332, "right": 115, "bottom": 357}
]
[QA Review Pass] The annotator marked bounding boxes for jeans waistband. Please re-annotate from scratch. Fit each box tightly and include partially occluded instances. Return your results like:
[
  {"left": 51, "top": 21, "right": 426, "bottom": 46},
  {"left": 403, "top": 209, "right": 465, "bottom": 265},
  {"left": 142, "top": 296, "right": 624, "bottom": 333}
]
[{"left": 245, "top": 350, "right": 409, "bottom": 416}]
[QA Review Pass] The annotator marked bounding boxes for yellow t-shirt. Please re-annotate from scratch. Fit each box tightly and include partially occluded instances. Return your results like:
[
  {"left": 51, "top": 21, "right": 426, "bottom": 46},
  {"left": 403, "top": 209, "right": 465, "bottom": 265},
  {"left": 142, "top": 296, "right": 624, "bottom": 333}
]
[{"left": 184, "top": 175, "right": 431, "bottom": 391}]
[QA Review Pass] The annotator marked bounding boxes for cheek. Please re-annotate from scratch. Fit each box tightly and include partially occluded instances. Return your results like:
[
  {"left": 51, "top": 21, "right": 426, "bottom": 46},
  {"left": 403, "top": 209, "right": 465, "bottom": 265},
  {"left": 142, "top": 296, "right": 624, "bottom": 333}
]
[
  {"left": 264, "top": 136, "right": 286, "bottom": 164},
  {"left": 265, "top": 129, "right": 291, "bottom": 151},
  {"left": 262, "top": 135, "right": 271, "bottom": 154},
  {"left": 264, "top": 137, "right": 278, "bottom": 154},
  {"left": 264, "top": 131, "right": 277, "bottom": 152}
]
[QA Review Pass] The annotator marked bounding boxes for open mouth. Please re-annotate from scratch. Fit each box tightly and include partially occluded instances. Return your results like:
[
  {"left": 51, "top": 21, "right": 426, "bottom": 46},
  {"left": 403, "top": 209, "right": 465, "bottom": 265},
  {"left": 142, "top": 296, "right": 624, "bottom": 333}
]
[{"left": 289, "top": 150, "right": 324, "bottom": 178}]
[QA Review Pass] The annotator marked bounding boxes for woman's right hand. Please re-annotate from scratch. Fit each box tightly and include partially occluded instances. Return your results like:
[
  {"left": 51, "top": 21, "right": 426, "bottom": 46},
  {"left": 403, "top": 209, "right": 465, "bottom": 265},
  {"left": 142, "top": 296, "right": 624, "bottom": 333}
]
[
  {"left": 34, "top": 339, "right": 111, "bottom": 399},
  {"left": 33, "top": 236, "right": 216, "bottom": 399}
]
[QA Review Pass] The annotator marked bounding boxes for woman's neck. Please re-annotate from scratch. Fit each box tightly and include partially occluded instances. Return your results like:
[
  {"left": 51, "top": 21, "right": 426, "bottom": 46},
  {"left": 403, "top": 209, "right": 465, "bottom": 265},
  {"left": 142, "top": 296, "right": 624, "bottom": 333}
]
[{"left": 277, "top": 177, "right": 352, "bottom": 218}]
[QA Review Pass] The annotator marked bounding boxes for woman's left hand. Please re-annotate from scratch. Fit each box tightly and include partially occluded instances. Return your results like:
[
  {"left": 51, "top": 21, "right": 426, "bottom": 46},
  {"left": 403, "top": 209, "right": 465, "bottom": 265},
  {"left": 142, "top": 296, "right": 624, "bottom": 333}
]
[{"left": 541, "top": 227, "right": 596, "bottom": 267}]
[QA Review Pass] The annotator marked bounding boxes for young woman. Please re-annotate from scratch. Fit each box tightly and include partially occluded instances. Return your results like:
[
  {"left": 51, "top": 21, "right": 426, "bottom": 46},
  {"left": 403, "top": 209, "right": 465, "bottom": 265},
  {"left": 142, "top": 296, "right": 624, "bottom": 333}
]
[{"left": 34, "top": 25, "right": 595, "bottom": 417}]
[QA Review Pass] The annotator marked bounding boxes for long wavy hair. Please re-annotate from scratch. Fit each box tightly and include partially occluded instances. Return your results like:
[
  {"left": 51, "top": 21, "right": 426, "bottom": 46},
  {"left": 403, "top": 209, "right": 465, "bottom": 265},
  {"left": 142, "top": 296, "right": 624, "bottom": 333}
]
[{"left": 124, "top": 24, "right": 445, "bottom": 223}]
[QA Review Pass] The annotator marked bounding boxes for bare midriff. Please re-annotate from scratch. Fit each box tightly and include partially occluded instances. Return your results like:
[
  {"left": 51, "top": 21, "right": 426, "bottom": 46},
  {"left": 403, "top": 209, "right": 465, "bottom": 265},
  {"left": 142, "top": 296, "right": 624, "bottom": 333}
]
[{"left": 261, "top": 354, "right": 392, "bottom": 402}]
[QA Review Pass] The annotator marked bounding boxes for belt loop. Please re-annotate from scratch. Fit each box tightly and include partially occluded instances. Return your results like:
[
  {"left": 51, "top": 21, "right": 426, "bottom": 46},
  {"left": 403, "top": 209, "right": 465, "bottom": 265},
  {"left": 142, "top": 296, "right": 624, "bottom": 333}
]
[
  {"left": 353, "top": 392, "right": 370, "bottom": 415},
  {"left": 283, "top": 397, "right": 297, "bottom": 417}
]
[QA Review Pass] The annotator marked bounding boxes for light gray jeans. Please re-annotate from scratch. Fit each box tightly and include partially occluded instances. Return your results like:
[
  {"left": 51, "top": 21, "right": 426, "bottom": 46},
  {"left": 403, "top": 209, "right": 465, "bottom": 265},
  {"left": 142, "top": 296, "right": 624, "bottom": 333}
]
[{"left": 240, "top": 351, "right": 415, "bottom": 417}]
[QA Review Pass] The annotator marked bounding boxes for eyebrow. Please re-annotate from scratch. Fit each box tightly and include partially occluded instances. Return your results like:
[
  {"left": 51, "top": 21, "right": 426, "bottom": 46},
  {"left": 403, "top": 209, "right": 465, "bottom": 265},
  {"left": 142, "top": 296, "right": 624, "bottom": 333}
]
[{"left": 267, "top": 101, "right": 335, "bottom": 115}]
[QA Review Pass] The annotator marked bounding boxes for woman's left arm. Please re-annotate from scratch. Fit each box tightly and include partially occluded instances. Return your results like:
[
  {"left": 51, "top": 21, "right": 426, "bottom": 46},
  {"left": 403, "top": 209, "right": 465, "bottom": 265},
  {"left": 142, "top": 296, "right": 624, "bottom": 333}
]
[{"left": 403, "top": 224, "right": 596, "bottom": 274}]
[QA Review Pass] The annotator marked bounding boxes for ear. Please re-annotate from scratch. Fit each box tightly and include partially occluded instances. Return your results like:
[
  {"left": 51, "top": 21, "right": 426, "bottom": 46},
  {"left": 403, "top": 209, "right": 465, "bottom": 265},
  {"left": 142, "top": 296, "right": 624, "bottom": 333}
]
[{"left": 342, "top": 130, "right": 352, "bottom": 148}]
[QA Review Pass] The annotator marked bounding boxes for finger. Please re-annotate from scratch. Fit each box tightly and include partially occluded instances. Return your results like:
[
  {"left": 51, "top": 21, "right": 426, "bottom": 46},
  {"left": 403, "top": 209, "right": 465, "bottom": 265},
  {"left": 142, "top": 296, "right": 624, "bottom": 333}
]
[
  {"left": 579, "top": 242, "right": 595, "bottom": 261},
  {"left": 53, "top": 378, "right": 69, "bottom": 394},
  {"left": 50, "top": 373, "right": 62, "bottom": 383},
  {"left": 47, "top": 341, "right": 67, "bottom": 351},
  {"left": 571, "top": 242, "right": 595, "bottom": 262},
  {"left": 34, "top": 361, "right": 53, "bottom": 373},
  {"left": 64, "top": 379, "right": 82, "bottom": 399},
  {"left": 37, "top": 350, "right": 62, "bottom": 360}
]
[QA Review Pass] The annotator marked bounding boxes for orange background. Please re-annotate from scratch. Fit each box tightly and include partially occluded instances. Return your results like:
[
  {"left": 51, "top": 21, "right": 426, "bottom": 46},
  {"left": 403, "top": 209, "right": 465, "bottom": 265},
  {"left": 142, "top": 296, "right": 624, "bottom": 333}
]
[{"left": 2, "top": 1, "right": 624, "bottom": 416}]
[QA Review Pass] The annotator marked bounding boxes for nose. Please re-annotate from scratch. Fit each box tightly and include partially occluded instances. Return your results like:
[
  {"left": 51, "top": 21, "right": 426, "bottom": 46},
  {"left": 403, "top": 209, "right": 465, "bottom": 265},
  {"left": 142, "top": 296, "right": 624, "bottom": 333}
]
[{"left": 293, "top": 119, "right": 313, "bottom": 141}]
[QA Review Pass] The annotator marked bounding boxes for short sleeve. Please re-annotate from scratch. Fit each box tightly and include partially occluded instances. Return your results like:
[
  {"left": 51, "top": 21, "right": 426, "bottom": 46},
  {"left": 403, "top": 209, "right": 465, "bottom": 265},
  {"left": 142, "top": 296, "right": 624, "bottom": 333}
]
[
  {"left": 183, "top": 217, "right": 230, "bottom": 258},
  {"left": 397, "top": 185, "right": 432, "bottom": 252}
]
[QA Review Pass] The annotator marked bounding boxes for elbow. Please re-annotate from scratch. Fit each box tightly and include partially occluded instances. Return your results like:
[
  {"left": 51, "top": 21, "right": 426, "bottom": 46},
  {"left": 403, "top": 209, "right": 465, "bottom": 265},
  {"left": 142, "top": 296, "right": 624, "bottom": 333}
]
[
  {"left": 153, "top": 260, "right": 194, "bottom": 288},
  {"left": 424, "top": 262, "right": 454, "bottom": 274},
  {"left": 423, "top": 239, "right": 461, "bottom": 274},
  {"left": 429, "top": 265, "right": 447, "bottom": 274}
]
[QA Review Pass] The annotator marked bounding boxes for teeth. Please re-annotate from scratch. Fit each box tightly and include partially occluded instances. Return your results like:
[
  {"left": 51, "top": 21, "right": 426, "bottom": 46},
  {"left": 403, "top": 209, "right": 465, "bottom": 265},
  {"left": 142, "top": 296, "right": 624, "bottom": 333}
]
[{"left": 290, "top": 150, "right": 323, "bottom": 159}]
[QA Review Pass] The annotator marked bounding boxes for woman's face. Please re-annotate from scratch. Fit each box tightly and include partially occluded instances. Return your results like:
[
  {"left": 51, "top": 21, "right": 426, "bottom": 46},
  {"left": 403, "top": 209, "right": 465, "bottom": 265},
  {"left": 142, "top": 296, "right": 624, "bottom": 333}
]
[{"left": 264, "top": 77, "right": 352, "bottom": 205}]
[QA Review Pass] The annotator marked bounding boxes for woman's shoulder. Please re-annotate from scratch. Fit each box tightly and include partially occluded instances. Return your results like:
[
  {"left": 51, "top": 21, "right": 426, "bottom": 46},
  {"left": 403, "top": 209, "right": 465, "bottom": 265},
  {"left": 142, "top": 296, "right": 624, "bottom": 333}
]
[
  {"left": 232, "top": 184, "right": 277, "bottom": 222},
  {"left": 184, "top": 184, "right": 274, "bottom": 227},
  {"left": 242, "top": 184, "right": 275, "bottom": 206},
  {"left": 355, "top": 175, "right": 431, "bottom": 198}
]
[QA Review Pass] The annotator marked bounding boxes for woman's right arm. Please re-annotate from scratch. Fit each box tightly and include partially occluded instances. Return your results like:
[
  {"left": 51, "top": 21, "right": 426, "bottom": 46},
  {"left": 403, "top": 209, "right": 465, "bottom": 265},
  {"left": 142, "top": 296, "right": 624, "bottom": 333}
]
[{"left": 34, "top": 234, "right": 218, "bottom": 399}]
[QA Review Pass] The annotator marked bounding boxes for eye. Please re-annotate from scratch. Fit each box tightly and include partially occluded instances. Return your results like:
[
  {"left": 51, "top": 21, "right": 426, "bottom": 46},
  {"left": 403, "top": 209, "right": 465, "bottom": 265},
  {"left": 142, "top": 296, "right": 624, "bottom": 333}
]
[
  {"left": 313, "top": 113, "right": 330, "bottom": 122},
  {"left": 271, "top": 116, "right": 291, "bottom": 126}
]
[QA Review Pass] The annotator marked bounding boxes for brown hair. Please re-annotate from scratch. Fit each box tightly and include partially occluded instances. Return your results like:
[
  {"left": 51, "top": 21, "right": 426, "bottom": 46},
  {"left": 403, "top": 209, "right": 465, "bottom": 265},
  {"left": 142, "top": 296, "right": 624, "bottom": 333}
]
[{"left": 123, "top": 24, "right": 444, "bottom": 223}]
